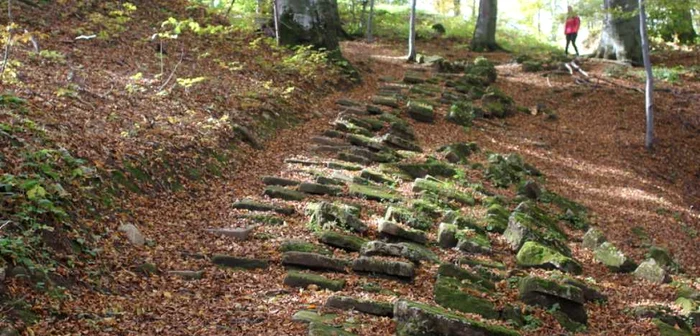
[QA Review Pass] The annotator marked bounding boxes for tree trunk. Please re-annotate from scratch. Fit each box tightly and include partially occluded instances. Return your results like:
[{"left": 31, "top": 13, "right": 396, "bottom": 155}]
[
  {"left": 407, "top": 0, "right": 417, "bottom": 61},
  {"left": 594, "top": 0, "right": 642, "bottom": 65},
  {"left": 366, "top": 0, "right": 375, "bottom": 42},
  {"left": 276, "top": 0, "right": 341, "bottom": 51},
  {"left": 639, "top": 0, "right": 653, "bottom": 149},
  {"left": 454, "top": 0, "right": 461, "bottom": 17},
  {"left": 471, "top": 0, "right": 477, "bottom": 21},
  {"left": 471, "top": 0, "right": 499, "bottom": 51}
]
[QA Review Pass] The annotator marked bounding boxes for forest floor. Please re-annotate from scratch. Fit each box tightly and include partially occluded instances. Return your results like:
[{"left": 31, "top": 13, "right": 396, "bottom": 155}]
[{"left": 1, "top": 1, "right": 700, "bottom": 336}]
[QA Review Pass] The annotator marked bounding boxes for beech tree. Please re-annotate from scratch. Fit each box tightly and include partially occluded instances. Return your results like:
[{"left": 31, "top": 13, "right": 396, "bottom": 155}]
[
  {"left": 366, "top": 0, "right": 375, "bottom": 42},
  {"left": 407, "top": 0, "right": 417, "bottom": 61},
  {"left": 593, "top": 0, "right": 642, "bottom": 64},
  {"left": 639, "top": 0, "right": 654, "bottom": 149},
  {"left": 471, "top": 0, "right": 499, "bottom": 51}
]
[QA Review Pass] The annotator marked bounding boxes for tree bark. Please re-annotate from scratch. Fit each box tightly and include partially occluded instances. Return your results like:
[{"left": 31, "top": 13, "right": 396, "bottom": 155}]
[
  {"left": 407, "top": 0, "right": 417, "bottom": 61},
  {"left": 471, "top": 0, "right": 499, "bottom": 51},
  {"left": 366, "top": 0, "right": 375, "bottom": 42},
  {"left": 276, "top": 0, "right": 341, "bottom": 51},
  {"left": 454, "top": 0, "right": 461, "bottom": 17},
  {"left": 594, "top": 0, "right": 642, "bottom": 65},
  {"left": 639, "top": 0, "right": 653, "bottom": 149}
]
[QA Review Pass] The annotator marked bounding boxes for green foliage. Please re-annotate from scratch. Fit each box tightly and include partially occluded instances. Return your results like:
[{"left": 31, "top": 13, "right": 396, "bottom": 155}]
[
  {"left": 160, "top": 17, "right": 231, "bottom": 38},
  {"left": 0, "top": 95, "right": 100, "bottom": 277},
  {"left": 484, "top": 153, "right": 540, "bottom": 188},
  {"left": 85, "top": 2, "right": 137, "bottom": 40}
]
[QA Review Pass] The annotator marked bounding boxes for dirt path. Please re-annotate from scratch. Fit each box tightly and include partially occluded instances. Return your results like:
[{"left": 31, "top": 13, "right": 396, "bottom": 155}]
[{"left": 29, "top": 42, "right": 700, "bottom": 336}]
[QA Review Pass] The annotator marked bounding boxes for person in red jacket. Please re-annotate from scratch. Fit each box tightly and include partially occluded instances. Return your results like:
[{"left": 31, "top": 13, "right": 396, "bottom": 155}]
[{"left": 565, "top": 6, "right": 581, "bottom": 56}]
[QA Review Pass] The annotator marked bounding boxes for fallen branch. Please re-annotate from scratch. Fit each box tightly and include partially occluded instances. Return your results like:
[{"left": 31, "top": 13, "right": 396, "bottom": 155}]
[{"left": 157, "top": 46, "right": 184, "bottom": 92}]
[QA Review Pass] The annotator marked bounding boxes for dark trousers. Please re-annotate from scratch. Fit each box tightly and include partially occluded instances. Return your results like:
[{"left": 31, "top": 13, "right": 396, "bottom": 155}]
[{"left": 566, "top": 33, "right": 579, "bottom": 55}]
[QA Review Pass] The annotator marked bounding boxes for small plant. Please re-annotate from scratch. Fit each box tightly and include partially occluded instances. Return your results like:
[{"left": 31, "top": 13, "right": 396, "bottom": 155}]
[
  {"left": 86, "top": 2, "right": 138, "bottom": 40},
  {"left": 34, "top": 50, "right": 66, "bottom": 64}
]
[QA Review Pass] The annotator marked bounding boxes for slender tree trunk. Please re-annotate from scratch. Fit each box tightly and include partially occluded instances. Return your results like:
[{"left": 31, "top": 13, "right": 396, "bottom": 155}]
[
  {"left": 407, "top": 0, "right": 417, "bottom": 61},
  {"left": 454, "top": 0, "right": 461, "bottom": 17},
  {"left": 675, "top": 7, "right": 697, "bottom": 44},
  {"left": 594, "top": 0, "right": 642, "bottom": 64},
  {"left": 472, "top": 0, "right": 477, "bottom": 21},
  {"left": 272, "top": 0, "right": 280, "bottom": 45},
  {"left": 366, "top": 0, "right": 375, "bottom": 42},
  {"left": 639, "top": 0, "right": 653, "bottom": 149},
  {"left": 360, "top": 0, "right": 368, "bottom": 30},
  {"left": 256, "top": 0, "right": 262, "bottom": 14},
  {"left": 471, "top": 0, "right": 499, "bottom": 51}
]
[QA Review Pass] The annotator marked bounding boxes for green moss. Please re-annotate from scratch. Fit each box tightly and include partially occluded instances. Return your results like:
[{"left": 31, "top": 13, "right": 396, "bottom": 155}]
[
  {"left": 292, "top": 310, "right": 338, "bottom": 324},
  {"left": 239, "top": 214, "right": 284, "bottom": 226},
  {"left": 111, "top": 170, "right": 141, "bottom": 193},
  {"left": 280, "top": 240, "right": 331, "bottom": 256},
  {"left": 653, "top": 318, "right": 693, "bottom": 336},
  {"left": 318, "top": 231, "right": 367, "bottom": 252},
  {"left": 396, "top": 300, "right": 520, "bottom": 336},
  {"left": 437, "top": 263, "right": 495, "bottom": 292},
  {"left": 308, "top": 323, "right": 357, "bottom": 336},
  {"left": 552, "top": 311, "right": 586, "bottom": 332},
  {"left": 594, "top": 242, "right": 637, "bottom": 272},
  {"left": 395, "top": 160, "right": 456, "bottom": 179},
  {"left": 349, "top": 183, "right": 402, "bottom": 202},
  {"left": 385, "top": 206, "right": 432, "bottom": 231},
  {"left": 284, "top": 271, "right": 345, "bottom": 291},
  {"left": 516, "top": 241, "right": 582, "bottom": 275},
  {"left": 434, "top": 276, "right": 499, "bottom": 319},
  {"left": 412, "top": 178, "right": 475, "bottom": 205}
]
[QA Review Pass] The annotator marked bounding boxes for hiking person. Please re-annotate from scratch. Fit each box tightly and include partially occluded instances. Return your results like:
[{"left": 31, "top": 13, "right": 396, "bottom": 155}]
[{"left": 565, "top": 6, "right": 581, "bottom": 56}]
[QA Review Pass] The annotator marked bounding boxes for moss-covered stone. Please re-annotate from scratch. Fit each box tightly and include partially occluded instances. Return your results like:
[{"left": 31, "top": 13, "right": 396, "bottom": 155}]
[
  {"left": 394, "top": 300, "right": 520, "bottom": 336},
  {"left": 634, "top": 259, "right": 670, "bottom": 284},
  {"left": 504, "top": 202, "right": 570, "bottom": 256},
  {"left": 484, "top": 153, "right": 538, "bottom": 188},
  {"left": 653, "top": 318, "right": 693, "bottom": 336},
  {"left": 262, "top": 176, "right": 301, "bottom": 187},
  {"left": 299, "top": 182, "right": 342, "bottom": 196},
  {"left": 263, "top": 186, "right": 306, "bottom": 201},
  {"left": 395, "top": 161, "right": 456, "bottom": 179},
  {"left": 519, "top": 276, "right": 587, "bottom": 324},
  {"left": 484, "top": 204, "right": 510, "bottom": 233},
  {"left": 238, "top": 213, "right": 284, "bottom": 226},
  {"left": 516, "top": 241, "right": 582, "bottom": 275},
  {"left": 582, "top": 228, "right": 607, "bottom": 250},
  {"left": 326, "top": 161, "right": 363, "bottom": 171},
  {"left": 648, "top": 246, "right": 680, "bottom": 272},
  {"left": 212, "top": 255, "right": 269, "bottom": 270},
  {"left": 361, "top": 241, "right": 439, "bottom": 264},
  {"left": 459, "top": 257, "right": 506, "bottom": 270},
  {"left": 284, "top": 271, "right": 345, "bottom": 291},
  {"left": 412, "top": 178, "right": 475, "bottom": 205},
  {"left": 232, "top": 198, "right": 295, "bottom": 215},
  {"left": 437, "top": 263, "right": 496, "bottom": 292},
  {"left": 372, "top": 95, "right": 399, "bottom": 108},
  {"left": 280, "top": 240, "right": 332, "bottom": 256},
  {"left": 434, "top": 276, "right": 499, "bottom": 319},
  {"left": 438, "top": 223, "right": 458, "bottom": 248},
  {"left": 439, "top": 142, "right": 478, "bottom": 163},
  {"left": 456, "top": 229, "right": 492, "bottom": 254},
  {"left": 281, "top": 252, "right": 349, "bottom": 272},
  {"left": 378, "top": 220, "right": 427, "bottom": 245},
  {"left": 361, "top": 169, "right": 395, "bottom": 185},
  {"left": 552, "top": 311, "right": 587, "bottom": 332},
  {"left": 349, "top": 183, "right": 402, "bottom": 202},
  {"left": 594, "top": 242, "right": 637, "bottom": 273},
  {"left": 318, "top": 231, "right": 367, "bottom": 252},
  {"left": 325, "top": 296, "right": 394, "bottom": 317},
  {"left": 406, "top": 101, "right": 435, "bottom": 122},
  {"left": 385, "top": 206, "right": 433, "bottom": 231},
  {"left": 306, "top": 202, "right": 367, "bottom": 233},
  {"left": 521, "top": 61, "right": 543, "bottom": 72},
  {"left": 292, "top": 310, "right": 338, "bottom": 324},
  {"left": 381, "top": 134, "right": 422, "bottom": 152},
  {"left": 352, "top": 257, "right": 415, "bottom": 280}
]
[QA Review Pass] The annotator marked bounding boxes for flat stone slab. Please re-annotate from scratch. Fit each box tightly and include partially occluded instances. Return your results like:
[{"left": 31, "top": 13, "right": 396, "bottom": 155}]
[
  {"left": 394, "top": 300, "right": 520, "bottom": 336},
  {"left": 205, "top": 226, "right": 256, "bottom": 240},
  {"left": 262, "top": 176, "right": 301, "bottom": 187},
  {"left": 378, "top": 220, "right": 427, "bottom": 245},
  {"left": 325, "top": 295, "right": 393, "bottom": 317},
  {"left": 318, "top": 231, "right": 367, "bottom": 252},
  {"left": 263, "top": 186, "right": 306, "bottom": 201},
  {"left": 281, "top": 252, "right": 349, "bottom": 273},
  {"left": 352, "top": 257, "right": 415, "bottom": 280},
  {"left": 361, "top": 241, "right": 438, "bottom": 263},
  {"left": 299, "top": 182, "right": 342, "bottom": 196},
  {"left": 211, "top": 255, "right": 268, "bottom": 270},
  {"left": 519, "top": 276, "right": 587, "bottom": 325},
  {"left": 232, "top": 198, "right": 294, "bottom": 215},
  {"left": 284, "top": 271, "right": 345, "bottom": 291}
]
